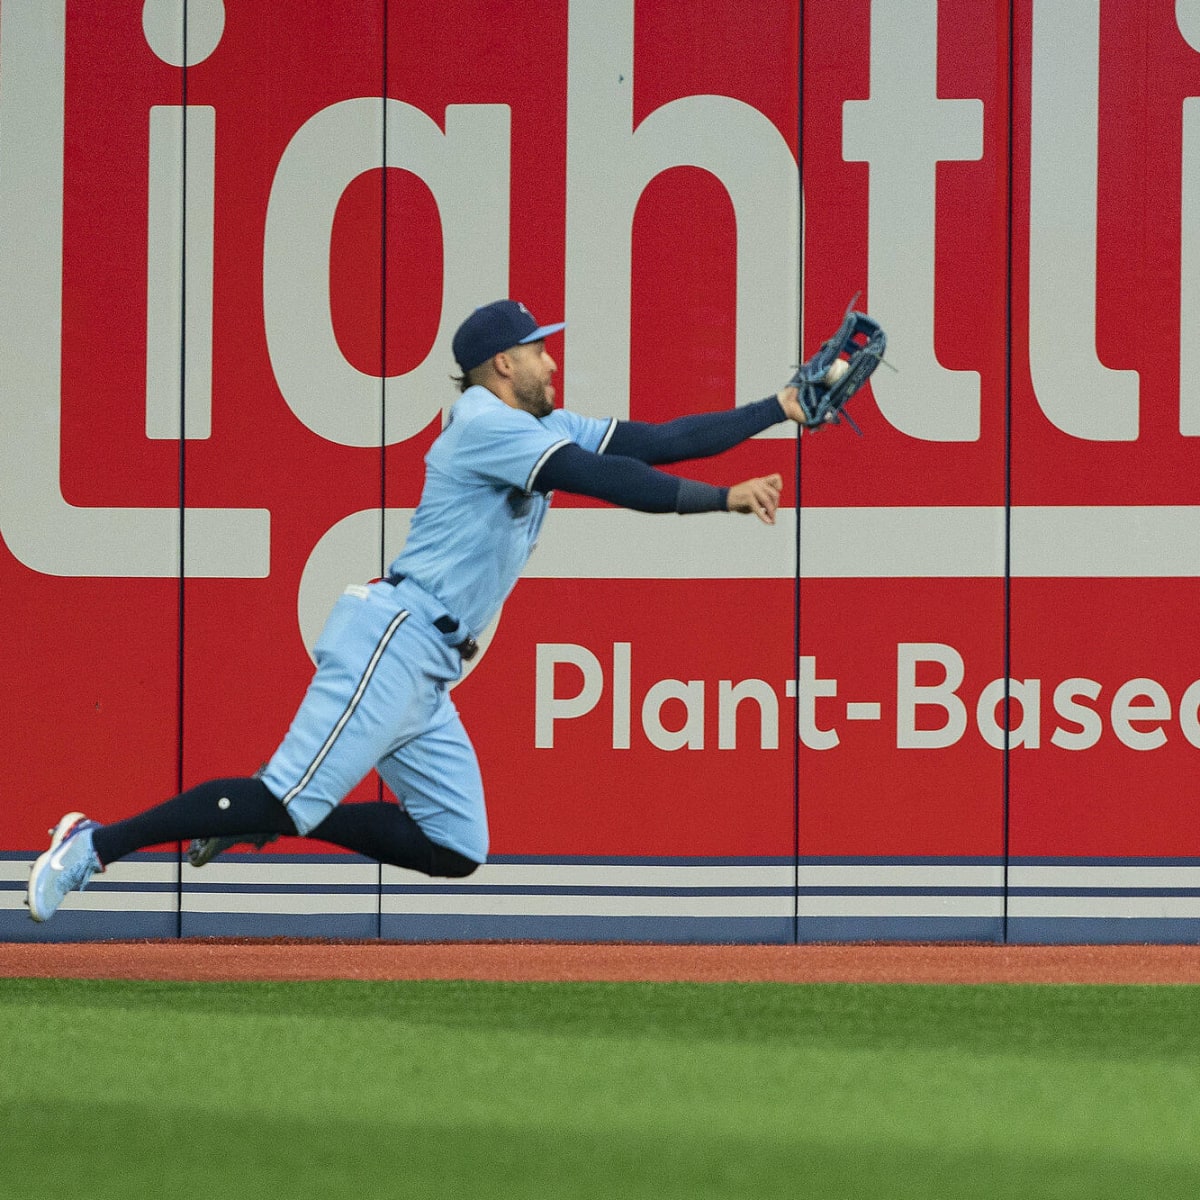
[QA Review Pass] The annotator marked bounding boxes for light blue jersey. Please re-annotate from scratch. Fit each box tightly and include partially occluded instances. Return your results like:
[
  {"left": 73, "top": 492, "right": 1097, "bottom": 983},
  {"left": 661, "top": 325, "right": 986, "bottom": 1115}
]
[
  {"left": 389, "top": 386, "right": 615, "bottom": 635},
  {"left": 263, "top": 386, "right": 615, "bottom": 861}
]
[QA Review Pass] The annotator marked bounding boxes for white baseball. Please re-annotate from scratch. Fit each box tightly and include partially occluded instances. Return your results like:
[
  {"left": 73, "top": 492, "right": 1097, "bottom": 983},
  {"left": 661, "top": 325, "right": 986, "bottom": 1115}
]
[{"left": 822, "top": 358, "right": 849, "bottom": 385}]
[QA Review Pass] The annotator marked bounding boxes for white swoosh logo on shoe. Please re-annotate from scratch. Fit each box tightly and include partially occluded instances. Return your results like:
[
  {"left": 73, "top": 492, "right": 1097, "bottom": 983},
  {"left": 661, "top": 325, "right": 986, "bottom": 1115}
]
[{"left": 48, "top": 828, "right": 81, "bottom": 871}]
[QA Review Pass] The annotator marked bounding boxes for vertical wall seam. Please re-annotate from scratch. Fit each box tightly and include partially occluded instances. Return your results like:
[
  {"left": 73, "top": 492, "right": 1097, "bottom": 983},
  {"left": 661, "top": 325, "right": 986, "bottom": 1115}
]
[
  {"left": 377, "top": 0, "right": 389, "bottom": 937},
  {"left": 174, "top": 7, "right": 190, "bottom": 937},
  {"left": 1001, "top": 0, "right": 1017, "bottom": 943},
  {"left": 792, "top": 0, "right": 805, "bottom": 945}
]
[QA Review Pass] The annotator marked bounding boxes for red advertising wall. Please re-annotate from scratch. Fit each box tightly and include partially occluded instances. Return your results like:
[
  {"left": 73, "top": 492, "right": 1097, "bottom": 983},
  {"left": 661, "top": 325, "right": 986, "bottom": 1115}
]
[
  {"left": 1003, "top": 0, "right": 1200, "bottom": 936},
  {"left": 2, "top": 0, "right": 1198, "bottom": 942}
]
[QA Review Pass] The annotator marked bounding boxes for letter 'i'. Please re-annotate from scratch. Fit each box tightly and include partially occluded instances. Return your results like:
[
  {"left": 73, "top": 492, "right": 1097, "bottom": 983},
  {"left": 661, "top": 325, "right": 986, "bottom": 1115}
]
[{"left": 142, "top": 0, "right": 224, "bottom": 441}]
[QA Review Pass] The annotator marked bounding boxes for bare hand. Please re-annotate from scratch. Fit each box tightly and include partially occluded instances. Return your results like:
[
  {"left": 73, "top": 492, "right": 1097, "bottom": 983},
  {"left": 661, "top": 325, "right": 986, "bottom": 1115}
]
[
  {"left": 727, "top": 473, "right": 782, "bottom": 525},
  {"left": 777, "top": 386, "right": 807, "bottom": 424}
]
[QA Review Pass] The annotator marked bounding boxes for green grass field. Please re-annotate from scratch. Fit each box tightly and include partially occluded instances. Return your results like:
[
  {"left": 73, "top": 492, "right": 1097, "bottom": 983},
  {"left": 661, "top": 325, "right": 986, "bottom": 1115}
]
[{"left": 2, "top": 977, "right": 1200, "bottom": 1199}]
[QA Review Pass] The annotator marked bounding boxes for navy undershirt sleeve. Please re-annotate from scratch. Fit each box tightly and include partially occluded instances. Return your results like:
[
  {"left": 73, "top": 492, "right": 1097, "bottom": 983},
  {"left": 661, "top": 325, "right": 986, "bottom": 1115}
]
[
  {"left": 534, "top": 443, "right": 728, "bottom": 514},
  {"left": 605, "top": 395, "right": 787, "bottom": 464}
]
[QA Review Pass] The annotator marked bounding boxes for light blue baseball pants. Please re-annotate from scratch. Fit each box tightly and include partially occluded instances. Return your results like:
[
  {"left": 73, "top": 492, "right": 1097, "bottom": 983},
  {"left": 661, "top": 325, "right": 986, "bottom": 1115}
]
[{"left": 260, "top": 577, "right": 488, "bottom": 863}]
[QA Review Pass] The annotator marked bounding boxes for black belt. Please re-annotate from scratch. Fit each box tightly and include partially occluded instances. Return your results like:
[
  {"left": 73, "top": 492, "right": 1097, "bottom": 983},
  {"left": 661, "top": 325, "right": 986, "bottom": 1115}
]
[{"left": 385, "top": 574, "right": 479, "bottom": 661}]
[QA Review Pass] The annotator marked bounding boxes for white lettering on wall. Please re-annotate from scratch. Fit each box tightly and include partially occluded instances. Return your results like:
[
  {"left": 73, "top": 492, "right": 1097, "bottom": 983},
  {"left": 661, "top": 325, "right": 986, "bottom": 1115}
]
[
  {"left": 1178, "top": 0, "right": 1200, "bottom": 435},
  {"left": 1028, "top": 0, "right": 1139, "bottom": 440},
  {"left": 143, "top": 0, "right": 221, "bottom": 438},
  {"left": 535, "top": 643, "right": 605, "bottom": 748},
  {"left": 145, "top": 104, "right": 215, "bottom": 440},
  {"left": 0, "top": 0, "right": 268, "bottom": 577},
  {"left": 896, "top": 642, "right": 968, "bottom": 749},
  {"left": 1050, "top": 678, "right": 1103, "bottom": 750},
  {"left": 976, "top": 678, "right": 1041, "bottom": 750},
  {"left": 532, "top": 639, "right": 1200, "bottom": 753},
  {"left": 842, "top": 0, "right": 983, "bottom": 441},
  {"left": 786, "top": 657, "right": 839, "bottom": 750},
  {"left": 264, "top": 99, "right": 511, "bottom": 448},
  {"left": 564, "top": 0, "right": 800, "bottom": 426}
]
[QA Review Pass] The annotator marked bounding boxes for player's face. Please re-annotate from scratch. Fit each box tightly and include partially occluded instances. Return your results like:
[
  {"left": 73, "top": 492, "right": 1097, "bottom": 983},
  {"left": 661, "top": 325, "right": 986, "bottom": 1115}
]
[{"left": 508, "top": 341, "right": 557, "bottom": 418}]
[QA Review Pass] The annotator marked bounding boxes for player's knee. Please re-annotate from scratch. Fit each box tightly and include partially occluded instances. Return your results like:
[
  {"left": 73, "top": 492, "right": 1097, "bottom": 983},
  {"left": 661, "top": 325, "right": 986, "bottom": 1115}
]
[{"left": 429, "top": 845, "right": 480, "bottom": 878}]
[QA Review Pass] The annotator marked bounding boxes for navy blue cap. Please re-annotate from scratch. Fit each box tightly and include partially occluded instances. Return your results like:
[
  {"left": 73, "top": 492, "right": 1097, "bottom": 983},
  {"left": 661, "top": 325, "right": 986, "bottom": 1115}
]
[{"left": 452, "top": 300, "right": 566, "bottom": 373}]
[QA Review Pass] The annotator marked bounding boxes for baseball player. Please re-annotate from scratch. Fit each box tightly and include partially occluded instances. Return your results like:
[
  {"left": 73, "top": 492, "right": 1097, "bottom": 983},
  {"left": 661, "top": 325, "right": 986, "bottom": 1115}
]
[{"left": 26, "top": 299, "right": 813, "bottom": 922}]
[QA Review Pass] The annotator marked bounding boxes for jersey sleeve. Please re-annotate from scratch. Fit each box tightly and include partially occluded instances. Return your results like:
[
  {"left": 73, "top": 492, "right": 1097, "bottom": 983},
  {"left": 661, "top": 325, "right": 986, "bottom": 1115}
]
[
  {"left": 604, "top": 396, "right": 786, "bottom": 464},
  {"left": 535, "top": 442, "right": 730, "bottom": 513},
  {"left": 544, "top": 408, "right": 618, "bottom": 456},
  {"left": 456, "top": 405, "right": 618, "bottom": 494}
]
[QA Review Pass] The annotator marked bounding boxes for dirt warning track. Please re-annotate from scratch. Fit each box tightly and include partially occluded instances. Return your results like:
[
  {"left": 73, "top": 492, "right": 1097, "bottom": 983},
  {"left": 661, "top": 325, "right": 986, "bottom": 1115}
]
[{"left": 3, "top": 940, "right": 1200, "bottom": 984}]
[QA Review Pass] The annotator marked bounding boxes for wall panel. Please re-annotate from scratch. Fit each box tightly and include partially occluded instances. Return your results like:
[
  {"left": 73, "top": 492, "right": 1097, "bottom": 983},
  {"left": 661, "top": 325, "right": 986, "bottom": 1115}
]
[
  {"left": 1007, "top": 0, "right": 1200, "bottom": 940},
  {"left": 794, "top": 0, "right": 1010, "bottom": 939},
  {"left": 1, "top": 1, "right": 184, "bottom": 937}
]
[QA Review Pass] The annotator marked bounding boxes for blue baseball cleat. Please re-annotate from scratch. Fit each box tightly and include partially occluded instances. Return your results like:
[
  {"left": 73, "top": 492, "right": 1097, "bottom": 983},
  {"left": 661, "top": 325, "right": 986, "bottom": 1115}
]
[{"left": 26, "top": 812, "right": 103, "bottom": 923}]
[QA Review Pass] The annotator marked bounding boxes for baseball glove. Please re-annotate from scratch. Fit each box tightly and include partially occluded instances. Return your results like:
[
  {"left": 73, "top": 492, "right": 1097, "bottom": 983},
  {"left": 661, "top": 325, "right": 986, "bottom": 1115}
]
[{"left": 788, "top": 297, "right": 887, "bottom": 434}]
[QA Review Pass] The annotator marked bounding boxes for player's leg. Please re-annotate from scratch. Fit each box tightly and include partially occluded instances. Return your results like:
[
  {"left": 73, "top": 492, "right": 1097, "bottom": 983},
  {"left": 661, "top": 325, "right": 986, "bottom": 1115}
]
[
  {"left": 93, "top": 777, "right": 296, "bottom": 863},
  {"left": 301, "top": 801, "right": 478, "bottom": 876},
  {"left": 26, "top": 777, "right": 296, "bottom": 922},
  {"left": 374, "top": 706, "right": 489, "bottom": 872},
  {"left": 226, "top": 699, "right": 486, "bottom": 878},
  {"left": 258, "top": 586, "right": 458, "bottom": 841},
  {"left": 188, "top": 799, "right": 478, "bottom": 876},
  {"left": 31, "top": 588, "right": 391, "bottom": 916},
  {"left": 192, "top": 583, "right": 476, "bottom": 871},
  {"left": 29, "top": 584, "right": 439, "bottom": 920}
]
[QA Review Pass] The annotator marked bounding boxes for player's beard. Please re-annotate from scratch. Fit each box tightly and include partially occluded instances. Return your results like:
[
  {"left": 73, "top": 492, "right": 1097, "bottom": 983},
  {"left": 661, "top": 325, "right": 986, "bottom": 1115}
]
[{"left": 513, "top": 376, "right": 554, "bottom": 418}]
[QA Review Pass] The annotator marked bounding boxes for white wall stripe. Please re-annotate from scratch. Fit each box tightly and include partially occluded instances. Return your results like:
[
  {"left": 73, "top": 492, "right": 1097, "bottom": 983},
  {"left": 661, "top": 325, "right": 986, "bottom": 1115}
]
[
  {"left": 11, "top": 859, "right": 1200, "bottom": 923},
  {"left": 0, "top": 860, "right": 178, "bottom": 885},
  {"left": 1008, "top": 896, "right": 1200, "bottom": 919},
  {"left": 525, "top": 506, "right": 1200, "bottom": 579},
  {"left": 796, "top": 864, "right": 1003, "bottom": 888},
  {"left": 382, "top": 894, "right": 793, "bottom": 918},
  {"left": 185, "top": 862, "right": 380, "bottom": 887},
  {"left": 1010, "top": 865, "right": 1200, "bottom": 889},
  {"left": 795, "top": 896, "right": 1003, "bottom": 918},
  {"left": 382, "top": 863, "right": 797, "bottom": 889},
  {"left": 184, "top": 893, "right": 379, "bottom": 916}
]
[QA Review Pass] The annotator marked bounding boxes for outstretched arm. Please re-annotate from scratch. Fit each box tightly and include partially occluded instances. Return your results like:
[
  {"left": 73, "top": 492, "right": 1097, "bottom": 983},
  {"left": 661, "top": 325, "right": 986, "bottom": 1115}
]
[
  {"left": 606, "top": 393, "right": 803, "bottom": 464},
  {"left": 535, "top": 443, "right": 782, "bottom": 524}
]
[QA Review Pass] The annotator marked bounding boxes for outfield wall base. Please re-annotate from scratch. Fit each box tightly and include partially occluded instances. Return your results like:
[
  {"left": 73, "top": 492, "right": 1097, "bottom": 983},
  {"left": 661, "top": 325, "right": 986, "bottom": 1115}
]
[{"left": 5, "top": 853, "right": 1200, "bottom": 944}]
